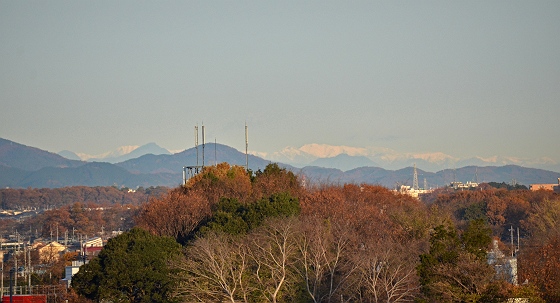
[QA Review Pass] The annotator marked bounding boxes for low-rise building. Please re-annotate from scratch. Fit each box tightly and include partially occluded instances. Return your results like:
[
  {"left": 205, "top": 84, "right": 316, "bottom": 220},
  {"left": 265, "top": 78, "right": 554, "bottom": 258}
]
[
  {"left": 37, "top": 241, "right": 66, "bottom": 263},
  {"left": 529, "top": 178, "right": 560, "bottom": 192},
  {"left": 61, "top": 260, "right": 87, "bottom": 288}
]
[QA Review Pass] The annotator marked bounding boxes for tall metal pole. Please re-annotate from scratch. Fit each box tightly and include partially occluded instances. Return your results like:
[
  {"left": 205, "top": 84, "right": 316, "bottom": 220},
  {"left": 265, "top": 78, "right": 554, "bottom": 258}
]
[
  {"left": 13, "top": 252, "right": 16, "bottom": 291},
  {"left": 1, "top": 260, "right": 3, "bottom": 298},
  {"left": 245, "top": 123, "right": 249, "bottom": 170},
  {"left": 28, "top": 247, "right": 31, "bottom": 294},
  {"left": 195, "top": 125, "right": 199, "bottom": 168},
  {"left": 509, "top": 225, "right": 515, "bottom": 257},
  {"left": 9, "top": 268, "right": 14, "bottom": 303},
  {"left": 517, "top": 227, "right": 520, "bottom": 254},
  {"left": 202, "top": 124, "right": 205, "bottom": 167}
]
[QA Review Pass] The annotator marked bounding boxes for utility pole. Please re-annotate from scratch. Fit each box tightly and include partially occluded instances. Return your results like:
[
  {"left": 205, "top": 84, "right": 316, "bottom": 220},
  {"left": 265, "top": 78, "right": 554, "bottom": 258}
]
[
  {"left": 517, "top": 227, "right": 520, "bottom": 255},
  {"left": 1, "top": 259, "right": 4, "bottom": 298},
  {"left": 27, "top": 248, "right": 31, "bottom": 294},
  {"left": 9, "top": 267, "right": 14, "bottom": 303},
  {"left": 14, "top": 251, "right": 17, "bottom": 291},
  {"left": 509, "top": 225, "right": 515, "bottom": 257}
]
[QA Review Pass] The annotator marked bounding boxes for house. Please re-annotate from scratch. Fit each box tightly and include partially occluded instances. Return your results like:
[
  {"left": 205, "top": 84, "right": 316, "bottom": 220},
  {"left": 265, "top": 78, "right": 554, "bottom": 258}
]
[
  {"left": 37, "top": 241, "right": 66, "bottom": 263},
  {"left": 61, "top": 260, "right": 87, "bottom": 288},
  {"left": 83, "top": 237, "right": 103, "bottom": 248}
]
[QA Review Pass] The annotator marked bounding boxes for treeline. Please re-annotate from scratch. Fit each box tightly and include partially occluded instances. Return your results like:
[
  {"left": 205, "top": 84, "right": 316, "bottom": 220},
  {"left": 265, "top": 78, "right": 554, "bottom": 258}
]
[
  {"left": 8, "top": 163, "right": 560, "bottom": 302},
  {"left": 0, "top": 186, "right": 169, "bottom": 240},
  {"left": 0, "top": 185, "right": 169, "bottom": 209},
  {"left": 69, "top": 163, "right": 560, "bottom": 302}
]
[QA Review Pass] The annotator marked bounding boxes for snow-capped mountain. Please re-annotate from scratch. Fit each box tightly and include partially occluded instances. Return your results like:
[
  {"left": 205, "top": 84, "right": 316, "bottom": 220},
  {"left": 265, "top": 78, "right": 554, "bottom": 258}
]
[
  {"left": 59, "top": 143, "right": 171, "bottom": 163},
  {"left": 253, "top": 143, "right": 560, "bottom": 173},
  {"left": 59, "top": 141, "right": 560, "bottom": 173}
]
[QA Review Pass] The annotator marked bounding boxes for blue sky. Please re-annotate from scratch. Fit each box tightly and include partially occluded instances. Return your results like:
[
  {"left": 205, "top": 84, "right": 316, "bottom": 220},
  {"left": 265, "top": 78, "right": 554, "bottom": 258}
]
[{"left": 1, "top": 1, "right": 559, "bottom": 162}]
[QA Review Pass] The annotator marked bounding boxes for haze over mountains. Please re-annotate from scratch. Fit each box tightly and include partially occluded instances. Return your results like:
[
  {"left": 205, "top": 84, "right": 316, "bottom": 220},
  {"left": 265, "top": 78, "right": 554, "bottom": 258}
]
[
  {"left": 1, "top": 137, "right": 558, "bottom": 189},
  {"left": 257, "top": 143, "right": 560, "bottom": 173},
  {"left": 58, "top": 142, "right": 171, "bottom": 163},
  {"left": 57, "top": 141, "right": 560, "bottom": 173}
]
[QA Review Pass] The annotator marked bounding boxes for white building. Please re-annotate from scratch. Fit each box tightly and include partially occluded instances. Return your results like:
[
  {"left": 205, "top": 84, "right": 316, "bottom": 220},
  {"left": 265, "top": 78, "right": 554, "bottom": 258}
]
[{"left": 487, "top": 239, "right": 518, "bottom": 285}]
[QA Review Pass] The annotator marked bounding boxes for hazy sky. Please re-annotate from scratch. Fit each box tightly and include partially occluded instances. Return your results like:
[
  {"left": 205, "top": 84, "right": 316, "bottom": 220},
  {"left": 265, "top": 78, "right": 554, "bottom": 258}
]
[{"left": 1, "top": 1, "right": 559, "bottom": 161}]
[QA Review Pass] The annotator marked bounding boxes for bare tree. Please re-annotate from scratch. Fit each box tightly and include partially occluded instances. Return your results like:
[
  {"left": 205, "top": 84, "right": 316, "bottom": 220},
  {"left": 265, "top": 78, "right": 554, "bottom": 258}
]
[
  {"left": 355, "top": 247, "right": 419, "bottom": 303},
  {"left": 175, "top": 232, "right": 251, "bottom": 303},
  {"left": 248, "top": 217, "right": 299, "bottom": 303},
  {"left": 423, "top": 251, "right": 494, "bottom": 302},
  {"left": 296, "top": 218, "right": 358, "bottom": 303}
]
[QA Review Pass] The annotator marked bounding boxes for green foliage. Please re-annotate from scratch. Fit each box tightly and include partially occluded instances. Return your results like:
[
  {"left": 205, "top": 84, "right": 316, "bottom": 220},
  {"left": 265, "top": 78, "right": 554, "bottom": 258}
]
[
  {"left": 462, "top": 219, "right": 492, "bottom": 260},
  {"left": 243, "top": 192, "right": 301, "bottom": 230},
  {"left": 487, "top": 182, "right": 528, "bottom": 190},
  {"left": 199, "top": 192, "right": 300, "bottom": 236},
  {"left": 202, "top": 171, "right": 219, "bottom": 183},
  {"left": 418, "top": 225, "right": 460, "bottom": 274},
  {"left": 461, "top": 201, "right": 487, "bottom": 222},
  {"left": 72, "top": 228, "right": 183, "bottom": 303},
  {"left": 417, "top": 222, "right": 494, "bottom": 302}
]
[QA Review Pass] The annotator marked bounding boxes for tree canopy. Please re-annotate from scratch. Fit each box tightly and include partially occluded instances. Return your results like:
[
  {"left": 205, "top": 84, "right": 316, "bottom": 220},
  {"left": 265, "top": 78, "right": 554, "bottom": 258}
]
[{"left": 71, "top": 227, "right": 183, "bottom": 303}]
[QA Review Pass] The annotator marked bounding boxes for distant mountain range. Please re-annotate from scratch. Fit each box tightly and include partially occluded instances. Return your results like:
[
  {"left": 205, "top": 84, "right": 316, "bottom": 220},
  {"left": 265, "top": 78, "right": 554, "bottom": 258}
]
[
  {"left": 54, "top": 141, "right": 560, "bottom": 174},
  {"left": 255, "top": 143, "right": 560, "bottom": 173},
  {"left": 58, "top": 142, "right": 171, "bottom": 163},
  {"left": 0, "top": 138, "right": 558, "bottom": 189}
]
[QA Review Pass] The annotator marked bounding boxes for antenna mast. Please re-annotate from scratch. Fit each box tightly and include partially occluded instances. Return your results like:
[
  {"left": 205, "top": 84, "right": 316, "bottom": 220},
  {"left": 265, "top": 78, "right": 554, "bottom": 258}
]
[
  {"left": 202, "top": 123, "right": 205, "bottom": 167},
  {"left": 245, "top": 123, "right": 249, "bottom": 170},
  {"left": 195, "top": 125, "right": 199, "bottom": 167}
]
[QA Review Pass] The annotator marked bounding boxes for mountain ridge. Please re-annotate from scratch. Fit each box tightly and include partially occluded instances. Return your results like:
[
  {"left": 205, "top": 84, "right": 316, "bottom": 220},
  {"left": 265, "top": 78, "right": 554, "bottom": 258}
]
[
  {"left": 1, "top": 138, "right": 558, "bottom": 189},
  {"left": 257, "top": 143, "right": 560, "bottom": 173},
  {"left": 58, "top": 142, "right": 171, "bottom": 163}
]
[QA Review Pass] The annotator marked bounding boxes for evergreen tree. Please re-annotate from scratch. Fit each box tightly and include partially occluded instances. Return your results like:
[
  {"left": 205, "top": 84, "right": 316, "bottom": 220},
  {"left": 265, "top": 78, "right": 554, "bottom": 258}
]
[
  {"left": 72, "top": 228, "right": 183, "bottom": 303},
  {"left": 417, "top": 221, "right": 494, "bottom": 302}
]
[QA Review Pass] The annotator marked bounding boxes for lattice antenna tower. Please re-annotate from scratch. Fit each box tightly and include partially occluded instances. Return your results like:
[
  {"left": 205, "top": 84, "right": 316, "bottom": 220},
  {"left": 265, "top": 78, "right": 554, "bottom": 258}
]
[{"left": 413, "top": 163, "right": 419, "bottom": 190}]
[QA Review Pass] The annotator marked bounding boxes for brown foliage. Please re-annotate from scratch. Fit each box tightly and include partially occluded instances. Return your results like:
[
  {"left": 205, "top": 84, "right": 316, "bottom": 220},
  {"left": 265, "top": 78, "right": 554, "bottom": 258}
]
[
  {"left": 301, "top": 184, "right": 426, "bottom": 247},
  {"left": 135, "top": 188, "right": 210, "bottom": 243},
  {"left": 519, "top": 236, "right": 560, "bottom": 302},
  {"left": 186, "top": 163, "right": 253, "bottom": 205},
  {"left": 251, "top": 163, "right": 302, "bottom": 201}
]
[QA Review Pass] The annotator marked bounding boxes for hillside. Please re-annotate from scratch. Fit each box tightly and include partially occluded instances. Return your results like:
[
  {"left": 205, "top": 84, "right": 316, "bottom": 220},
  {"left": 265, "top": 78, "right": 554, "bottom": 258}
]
[
  {"left": 0, "top": 138, "right": 83, "bottom": 170},
  {"left": 115, "top": 143, "right": 273, "bottom": 174},
  {"left": 0, "top": 162, "right": 179, "bottom": 189}
]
